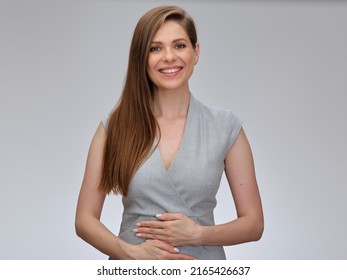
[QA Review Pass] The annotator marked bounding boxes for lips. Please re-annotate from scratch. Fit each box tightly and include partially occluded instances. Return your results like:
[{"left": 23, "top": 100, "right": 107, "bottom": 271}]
[{"left": 159, "top": 67, "right": 183, "bottom": 74}]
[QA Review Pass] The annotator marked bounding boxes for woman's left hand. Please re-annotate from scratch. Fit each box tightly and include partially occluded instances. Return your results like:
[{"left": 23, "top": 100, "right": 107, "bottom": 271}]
[{"left": 134, "top": 213, "right": 202, "bottom": 247}]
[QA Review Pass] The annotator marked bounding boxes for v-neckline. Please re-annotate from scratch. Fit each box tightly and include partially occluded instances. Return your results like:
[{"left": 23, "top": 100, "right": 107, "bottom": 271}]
[{"left": 155, "top": 94, "right": 193, "bottom": 173}]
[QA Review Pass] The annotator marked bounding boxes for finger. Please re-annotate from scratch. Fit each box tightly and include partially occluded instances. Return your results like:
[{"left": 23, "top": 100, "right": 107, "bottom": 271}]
[
  {"left": 171, "top": 253, "right": 197, "bottom": 260},
  {"left": 136, "top": 232, "right": 161, "bottom": 240},
  {"left": 134, "top": 225, "right": 157, "bottom": 239},
  {"left": 134, "top": 226, "right": 164, "bottom": 235},
  {"left": 156, "top": 212, "right": 184, "bottom": 221},
  {"left": 144, "top": 240, "right": 196, "bottom": 260},
  {"left": 145, "top": 239, "right": 179, "bottom": 254},
  {"left": 136, "top": 220, "right": 165, "bottom": 228},
  {"left": 135, "top": 230, "right": 170, "bottom": 243}
]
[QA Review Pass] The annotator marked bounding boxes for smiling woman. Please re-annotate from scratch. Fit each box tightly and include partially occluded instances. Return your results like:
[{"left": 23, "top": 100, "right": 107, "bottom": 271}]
[
  {"left": 147, "top": 21, "right": 199, "bottom": 94},
  {"left": 75, "top": 5, "right": 263, "bottom": 260}
]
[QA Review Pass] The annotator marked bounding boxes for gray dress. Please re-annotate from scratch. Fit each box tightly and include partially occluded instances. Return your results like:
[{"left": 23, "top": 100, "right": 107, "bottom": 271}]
[{"left": 103, "top": 94, "right": 242, "bottom": 260}]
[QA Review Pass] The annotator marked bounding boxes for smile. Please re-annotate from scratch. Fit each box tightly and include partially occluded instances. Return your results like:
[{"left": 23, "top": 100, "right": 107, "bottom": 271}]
[{"left": 159, "top": 67, "right": 182, "bottom": 74}]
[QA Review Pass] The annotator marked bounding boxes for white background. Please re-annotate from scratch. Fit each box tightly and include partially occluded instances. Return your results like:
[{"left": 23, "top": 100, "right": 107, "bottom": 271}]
[{"left": 0, "top": 0, "right": 346, "bottom": 259}]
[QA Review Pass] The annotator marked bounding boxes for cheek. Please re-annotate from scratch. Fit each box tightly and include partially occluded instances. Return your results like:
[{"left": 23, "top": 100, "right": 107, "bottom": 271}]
[
  {"left": 147, "top": 61, "right": 153, "bottom": 73},
  {"left": 146, "top": 62, "right": 155, "bottom": 79},
  {"left": 146, "top": 58, "right": 158, "bottom": 83},
  {"left": 147, "top": 55, "right": 157, "bottom": 71},
  {"left": 184, "top": 52, "right": 196, "bottom": 67}
]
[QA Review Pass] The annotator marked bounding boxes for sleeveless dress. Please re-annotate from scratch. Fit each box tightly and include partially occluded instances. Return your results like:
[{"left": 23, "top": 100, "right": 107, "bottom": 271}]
[{"left": 103, "top": 93, "right": 242, "bottom": 260}]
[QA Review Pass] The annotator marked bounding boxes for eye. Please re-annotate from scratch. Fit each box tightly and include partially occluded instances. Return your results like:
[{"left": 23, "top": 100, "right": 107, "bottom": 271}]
[
  {"left": 175, "top": 43, "right": 186, "bottom": 49},
  {"left": 150, "top": 46, "right": 161, "bottom": 52}
]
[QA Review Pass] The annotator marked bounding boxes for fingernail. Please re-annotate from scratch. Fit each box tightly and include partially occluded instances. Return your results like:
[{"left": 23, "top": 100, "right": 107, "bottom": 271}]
[
  {"left": 136, "top": 223, "right": 141, "bottom": 226},
  {"left": 133, "top": 228, "right": 138, "bottom": 233},
  {"left": 156, "top": 214, "right": 162, "bottom": 218},
  {"left": 136, "top": 233, "right": 142, "bottom": 237},
  {"left": 173, "top": 247, "right": 179, "bottom": 253}
]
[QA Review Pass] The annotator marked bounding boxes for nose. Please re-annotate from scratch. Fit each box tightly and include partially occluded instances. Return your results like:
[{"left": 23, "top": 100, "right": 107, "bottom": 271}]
[{"left": 162, "top": 48, "right": 176, "bottom": 62}]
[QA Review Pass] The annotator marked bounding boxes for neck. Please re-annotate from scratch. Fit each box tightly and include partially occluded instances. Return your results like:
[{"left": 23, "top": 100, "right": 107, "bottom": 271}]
[{"left": 153, "top": 88, "right": 190, "bottom": 119}]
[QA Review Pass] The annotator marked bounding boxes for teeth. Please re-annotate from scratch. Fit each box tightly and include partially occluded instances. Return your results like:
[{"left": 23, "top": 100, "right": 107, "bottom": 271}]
[{"left": 160, "top": 68, "right": 181, "bottom": 74}]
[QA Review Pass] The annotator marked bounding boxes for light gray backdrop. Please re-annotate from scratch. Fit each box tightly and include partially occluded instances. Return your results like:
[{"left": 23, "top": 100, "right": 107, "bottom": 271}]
[{"left": 0, "top": 0, "right": 346, "bottom": 259}]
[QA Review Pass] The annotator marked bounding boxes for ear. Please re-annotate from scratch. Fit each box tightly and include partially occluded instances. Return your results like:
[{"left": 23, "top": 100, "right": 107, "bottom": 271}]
[{"left": 194, "top": 42, "right": 200, "bottom": 65}]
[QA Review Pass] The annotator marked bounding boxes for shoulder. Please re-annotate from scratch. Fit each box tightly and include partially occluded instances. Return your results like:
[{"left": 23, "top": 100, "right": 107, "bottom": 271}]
[
  {"left": 192, "top": 95, "right": 243, "bottom": 150},
  {"left": 102, "top": 116, "right": 109, "bottom": 130},
  {"left": 193, "top": 95, "right": 241, "bottom": 128},
  {"left": 101, "top": 106, "right": 117, "bottom": 131}
]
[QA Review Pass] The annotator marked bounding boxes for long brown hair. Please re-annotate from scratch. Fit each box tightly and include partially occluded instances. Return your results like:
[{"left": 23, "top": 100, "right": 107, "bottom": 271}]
[{"left": 99, "top": 6, "right": 198, "bottom": 196}]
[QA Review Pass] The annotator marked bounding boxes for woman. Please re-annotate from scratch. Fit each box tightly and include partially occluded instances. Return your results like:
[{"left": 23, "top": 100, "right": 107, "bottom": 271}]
[{"left": 75, "top": 5, "right": 263, "bottom": 260}]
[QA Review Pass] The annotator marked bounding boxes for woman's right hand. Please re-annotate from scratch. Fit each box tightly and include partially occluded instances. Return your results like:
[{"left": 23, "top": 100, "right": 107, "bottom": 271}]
[{"left": 122, "top": 239, "right": 196, "bottom": 260}]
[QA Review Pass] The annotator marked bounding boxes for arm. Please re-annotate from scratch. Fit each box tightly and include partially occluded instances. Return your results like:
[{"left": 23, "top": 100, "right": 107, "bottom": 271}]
[
  {"left": 195, "top": 127, "right": 264, "bottom": 246},
  {"left": 75, "top": 123, "right": 195, "bottom": 259},
  {"left": 134, "top": 128, "right": 264, "bottom": 247},
  {"left": 75, "top": 122, "right": 130, "bottom": 259}
]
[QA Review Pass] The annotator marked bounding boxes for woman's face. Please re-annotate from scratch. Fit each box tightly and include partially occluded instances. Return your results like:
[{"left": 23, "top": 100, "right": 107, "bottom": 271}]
[{"left": 147, "top": 20, "right": 199, "bottom": 93}]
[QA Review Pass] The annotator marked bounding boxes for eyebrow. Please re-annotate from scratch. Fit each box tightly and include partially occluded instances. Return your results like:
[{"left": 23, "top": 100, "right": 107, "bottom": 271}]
[{"left": 151, "top": 38, "right": 188, "bottom": 45}]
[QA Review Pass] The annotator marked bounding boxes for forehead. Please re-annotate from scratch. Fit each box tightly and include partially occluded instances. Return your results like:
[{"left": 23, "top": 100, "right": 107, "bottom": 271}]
[{"left": 152, "top": 20, "right": 189, "bottom": 42}]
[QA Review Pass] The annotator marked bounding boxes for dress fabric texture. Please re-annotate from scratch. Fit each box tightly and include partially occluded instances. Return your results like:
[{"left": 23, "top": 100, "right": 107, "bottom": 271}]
[{"left": 103, "top": 94, "right": 242, "bottom": 260}]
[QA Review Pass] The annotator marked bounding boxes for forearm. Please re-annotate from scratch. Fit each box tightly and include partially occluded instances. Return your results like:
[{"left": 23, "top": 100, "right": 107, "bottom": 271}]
[
  {"left": 194, "top": 216, "right": 264, "bottom": 247},
  {"left": 75, "top": 215, "right": 132, "bottom": 259}
]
